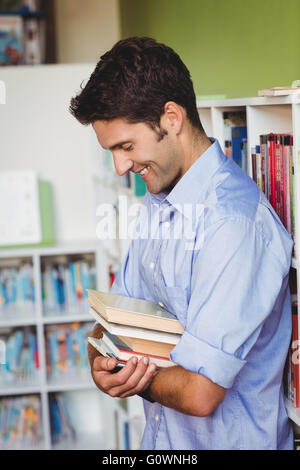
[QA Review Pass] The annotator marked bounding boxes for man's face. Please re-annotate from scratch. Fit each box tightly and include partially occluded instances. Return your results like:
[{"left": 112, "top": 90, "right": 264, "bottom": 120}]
[{"left": 92, "top": 118, "right": 184, "bottom": 194}]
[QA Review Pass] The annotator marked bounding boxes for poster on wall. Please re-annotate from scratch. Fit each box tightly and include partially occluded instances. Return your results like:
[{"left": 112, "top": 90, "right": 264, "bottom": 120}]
[{"left": 0, "top": 169, "right": 42, "bottom": 245}]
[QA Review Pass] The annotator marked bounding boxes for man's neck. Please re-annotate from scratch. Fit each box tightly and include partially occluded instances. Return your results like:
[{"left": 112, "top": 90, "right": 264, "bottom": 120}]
[{"left": 180, "top": 130, "right": 212, "bottom": 175}]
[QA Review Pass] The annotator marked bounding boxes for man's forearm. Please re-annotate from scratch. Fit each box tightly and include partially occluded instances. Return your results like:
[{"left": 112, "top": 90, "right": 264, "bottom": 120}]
[{"left": 144, "top": 364, "right": 226, "bottom": 417}]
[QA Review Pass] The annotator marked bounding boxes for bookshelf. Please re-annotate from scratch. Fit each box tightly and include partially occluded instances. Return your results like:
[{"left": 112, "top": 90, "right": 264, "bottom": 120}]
[
  {"left": 0, "top": 0, "right": 56, "bottom": 65},
  {"left": 0, "top": 241, "right": 145, "bottom": 450},
  {"left": 197, "top": 94, "right": 300, "bottom": 429}
]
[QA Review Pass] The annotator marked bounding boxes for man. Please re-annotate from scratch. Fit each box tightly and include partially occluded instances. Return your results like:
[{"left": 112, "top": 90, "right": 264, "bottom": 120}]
[{"left": 70, "top": 37, "right": 293, "bottom": 450}]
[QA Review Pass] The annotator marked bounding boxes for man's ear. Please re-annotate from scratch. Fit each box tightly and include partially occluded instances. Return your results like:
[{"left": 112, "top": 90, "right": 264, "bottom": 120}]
[{"left": 161, "top": 101, "right": 184, "bottom": 135}]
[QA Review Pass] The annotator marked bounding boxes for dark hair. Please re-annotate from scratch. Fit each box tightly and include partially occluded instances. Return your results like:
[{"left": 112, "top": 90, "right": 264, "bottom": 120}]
[{"left": 69, "top": 37, "right": 203, "bottom": 137}]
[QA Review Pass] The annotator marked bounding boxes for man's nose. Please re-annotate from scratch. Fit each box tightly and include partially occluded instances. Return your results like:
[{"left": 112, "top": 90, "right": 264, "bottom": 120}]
[{"left": 113, "top": 153, "right": 134, "bottom": 176}]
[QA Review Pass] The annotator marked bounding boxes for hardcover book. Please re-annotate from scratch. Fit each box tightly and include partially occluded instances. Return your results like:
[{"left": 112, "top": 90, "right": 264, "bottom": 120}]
[
  {"left": 87, "top": 289, "right": 184, "bottom": 334},
  {"left": 119, "top": 336, "right": 174, "bottom": 358},
  {"left": 258, "top": 87, "right": 300, "bottom": 97},
  {"left": 88, "top": 332, "right": 175, "bottom": 368},
  {"left": 89, "top": 307, "right": 181, "bottom": 344}
]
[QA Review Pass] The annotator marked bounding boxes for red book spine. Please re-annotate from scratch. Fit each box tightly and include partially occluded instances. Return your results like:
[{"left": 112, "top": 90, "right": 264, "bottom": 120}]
[
  {"left": 275, "top": 134, "right": 282, "bottom": 219},
  {"left": 261, "top": 142, "right": 266, "bottom": 194},
  {"left": 279, "top": 136, "right": 285, "bottom": 229},
  {"left": 267, "top": 134, "right": 276, "bottom": 209}
]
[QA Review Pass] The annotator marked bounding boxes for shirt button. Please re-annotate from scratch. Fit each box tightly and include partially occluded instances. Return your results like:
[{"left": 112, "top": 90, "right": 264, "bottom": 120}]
[
  {"left": 164, "top": 221, "right": 170, "bottom": 228},
  {"left": 158, "top": 302, "right": 164, "bottom": 308},
  {"left": 155, "top": 415, "right": 159, "bottom": 422},
  {"left": 149, "top": 262, "right": 155, "bottom": 270}
]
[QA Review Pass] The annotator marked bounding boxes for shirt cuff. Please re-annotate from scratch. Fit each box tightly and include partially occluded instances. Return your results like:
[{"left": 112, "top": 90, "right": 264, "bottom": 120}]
[{"left": 170, "top": 330, "right": 246, "bottom": 388}]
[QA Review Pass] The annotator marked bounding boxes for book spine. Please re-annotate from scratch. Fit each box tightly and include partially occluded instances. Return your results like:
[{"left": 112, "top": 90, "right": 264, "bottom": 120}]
[
  {"left": 284, "top": 136, "right": 291, "bottom": 234},
  {"left": 275, "top": 134, "right": 282, "bottom": 221},
  {"left": 251, "top": 147, "right": 257, "bottom": 183},
  {"left": 267, "top": 134, "right": 276, "bottom": 209},
  {"left": 260, "top": 135, "right": 266, "bottom": 194},
  {"left": 256, "top": 145, "right": 262, "bottom": 189}
]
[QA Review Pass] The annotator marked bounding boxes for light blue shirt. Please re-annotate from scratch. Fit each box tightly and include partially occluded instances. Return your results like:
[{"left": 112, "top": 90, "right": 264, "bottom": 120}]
[{"left": 109, "top": 139, "right": 294, "bottom": 450}]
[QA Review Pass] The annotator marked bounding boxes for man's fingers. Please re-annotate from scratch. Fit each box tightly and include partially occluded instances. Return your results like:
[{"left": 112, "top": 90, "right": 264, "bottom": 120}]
[
  {"left": 93, "top": 355, "right": 116, "bottom": 372},
  {"left": 108, "top": 357, "right": 157, "bottom": 397},
  {"left": 119, "top": 362, "right": 157, "bottom": 398}
]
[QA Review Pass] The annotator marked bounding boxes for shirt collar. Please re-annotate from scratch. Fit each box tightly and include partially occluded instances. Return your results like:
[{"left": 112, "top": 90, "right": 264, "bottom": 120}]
[{"left": 149, "top": 138, "right": 227, "bottom": 214}]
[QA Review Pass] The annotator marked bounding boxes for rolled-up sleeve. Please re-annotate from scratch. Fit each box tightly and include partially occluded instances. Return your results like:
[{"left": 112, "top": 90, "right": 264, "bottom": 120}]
[{"left": 170, "top": 216, "right": 292, "bottom": 388}]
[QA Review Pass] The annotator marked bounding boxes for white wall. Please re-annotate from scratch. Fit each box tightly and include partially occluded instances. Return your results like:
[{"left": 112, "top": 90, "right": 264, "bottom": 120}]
[
  {"left": 0, "top": 63, "right": 102, "bottom": 243},
  {"left": 55, "top": 0, "right": 120, "bottom": 64}
]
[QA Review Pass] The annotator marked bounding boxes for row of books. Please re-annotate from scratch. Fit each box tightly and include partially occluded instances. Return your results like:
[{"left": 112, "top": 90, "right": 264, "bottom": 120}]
[
  {"left": 251, "top": 134, "right": 294, "bottom": 236},
  {"left": 0, "top": 326, "right": 39, "bottom": 386},
  {"left": 87, "top": 289, "right": 184, "bottom": 369},
  {"left": 42, "top": 259, "right": 97, "bottom": 313},
  {"left": 0, "top": 395, "right": 42, "bottom": 449},
  {"left": 0, "top": 263, "right": 35, "bottom": 310},
  {"left": 49, "top": 393, "right": 76, "bottom": 446},
  {"left": 0, "top": 1, "right": 43, "bottom": 65},
  {"left": 284, "top": 301, "right": 300, "bottom": 409},
  {"left": 45, "top": 322, "right": 92, "bottom": 380}
]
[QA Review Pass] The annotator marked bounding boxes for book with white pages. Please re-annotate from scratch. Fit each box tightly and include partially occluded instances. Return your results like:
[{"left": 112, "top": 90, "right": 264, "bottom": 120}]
[
  {"left": 87, "top": 289, "right": 184, "bottom": 334},
  {"left": 89, "top": 307, "right": 181, "bottom": 345}
]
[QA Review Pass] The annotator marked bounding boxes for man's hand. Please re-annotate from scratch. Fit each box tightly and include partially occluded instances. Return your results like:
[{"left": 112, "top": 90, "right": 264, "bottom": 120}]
[{"left": 91, "top": 354, "right": 157, "bottom": 399}]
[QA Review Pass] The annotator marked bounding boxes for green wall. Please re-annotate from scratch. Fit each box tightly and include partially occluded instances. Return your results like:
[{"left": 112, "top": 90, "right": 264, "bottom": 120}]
[{"left": 119, "top": 0, "right": 300, "bottom": 98}]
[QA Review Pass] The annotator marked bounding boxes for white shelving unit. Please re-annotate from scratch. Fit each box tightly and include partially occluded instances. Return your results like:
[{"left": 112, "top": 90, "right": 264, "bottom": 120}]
[
  {"left": 0, "top": 240, "right": 138, "bottom": 450},
  {"left": 197, "top": 95, "right": 300, "bottom": 427}
]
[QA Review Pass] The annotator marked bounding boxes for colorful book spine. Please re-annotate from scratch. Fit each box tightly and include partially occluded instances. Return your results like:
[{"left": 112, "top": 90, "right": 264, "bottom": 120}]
[
  {"left": 267, "top": 134, "right": 276, "bottom": 210},
  {"left": 255, "top": 133, "right": 294, "bottom": 238}
]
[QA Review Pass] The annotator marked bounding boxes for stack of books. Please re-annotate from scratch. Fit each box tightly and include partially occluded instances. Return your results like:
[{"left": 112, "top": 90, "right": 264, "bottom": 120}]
[{"left": 86, "top": 290, "right": 184, "bottom": 368}]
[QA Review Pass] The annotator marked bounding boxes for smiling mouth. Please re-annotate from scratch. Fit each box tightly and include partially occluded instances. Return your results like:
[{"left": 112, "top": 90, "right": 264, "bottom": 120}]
[{"left": 137, "top": 166, "right": 150, "bottom": 176}]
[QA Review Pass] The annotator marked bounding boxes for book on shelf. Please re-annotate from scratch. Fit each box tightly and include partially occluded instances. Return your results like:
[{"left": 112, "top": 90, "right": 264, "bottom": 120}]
[
  {"left": 0, "top": 326, "right": 39, "bottom": 386},
  {"left": 86, "top": 289, "right": 184, "bottom": 334},
  {"left": 0, "top": 15, "right": 23, "bottom": 65},
  {"left": 0, "top": 394, "right": 42, "bottom": 449},
  {"left": 223, "top": 112, "right": 248, "bottom": 173},
  {"left": 252, "top": 133, "right": 295, "bottom": 238},
  {"left": 42, "top": 258, "right": 97, "bottom": 313},
  {"left": 231, "top": 126, "right": 247, "bottom": 170},
  {"left": 49, "top": 393, "right": 76, "bottom": 446},
  {"left": 88, "top": 333, "right": 175, "bottom": 368},
  {"left": 258, "top": 86, "right": 300, "bottom": 97},
  {"left": 45, "top": 322, "right": 92, "bottom": 380},
  {"left": 0, "top": 260, "right": 35, "bottom": 314}
]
